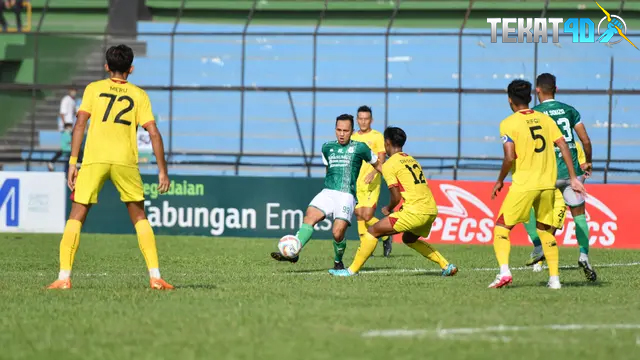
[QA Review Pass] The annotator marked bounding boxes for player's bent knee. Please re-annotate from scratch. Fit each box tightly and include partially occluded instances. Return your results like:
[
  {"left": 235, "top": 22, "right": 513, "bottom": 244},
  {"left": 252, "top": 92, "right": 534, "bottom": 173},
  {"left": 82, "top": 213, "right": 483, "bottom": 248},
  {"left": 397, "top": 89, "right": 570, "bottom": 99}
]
[
  {"left": 126, "top": 201, "right": 148, "bottom": 225},
  {"left": 402, "top": 232, "right": 419, "bottom": 244},
  {"left": 361, "top": 211, "right": 374, "bottom": 222},
  {"left": 68, "top": 202, "right": 91, "bottom": 223},
  {"left": 570, "top": 204, "right": 586, "bottom": 216},
  {"left": 535, "top": 221, "right": 553, "bottom": 233},
  {"left": 332, "top": 228, "right": 347, "bottom": 242}
]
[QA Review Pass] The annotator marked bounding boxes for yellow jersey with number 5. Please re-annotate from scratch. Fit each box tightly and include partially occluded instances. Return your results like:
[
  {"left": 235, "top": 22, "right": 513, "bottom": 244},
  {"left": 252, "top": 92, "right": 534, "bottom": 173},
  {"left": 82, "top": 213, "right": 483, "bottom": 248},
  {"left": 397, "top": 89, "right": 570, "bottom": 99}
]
[
  {"left": 499, "top": 109, "right": 564, "bottom": 191},
  {"left": 382, "top": 152, "right": 438, "bottom": 215},
  {"left": 78, "top": 78, "right": 155, "bottom": 167}
]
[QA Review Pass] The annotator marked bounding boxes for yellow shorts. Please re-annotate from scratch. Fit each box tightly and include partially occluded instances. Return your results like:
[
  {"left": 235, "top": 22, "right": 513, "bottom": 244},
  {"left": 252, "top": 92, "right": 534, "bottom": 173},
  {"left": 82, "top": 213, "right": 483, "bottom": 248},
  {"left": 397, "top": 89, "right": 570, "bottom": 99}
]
[
  {"left": 355, "top": 182, "right": 381, "bottom": 209},
  {"left": 73, "top": 163, "right": 144, "bottom": 205},
  {"left": 498, "top": 188, "right": 555, "bottom": 227},
  {"left": 389, "top": 209, "right": 437, "bottom": 238},
  {"left": 552, "top": 189, "right": 567, "bottom": 229}
]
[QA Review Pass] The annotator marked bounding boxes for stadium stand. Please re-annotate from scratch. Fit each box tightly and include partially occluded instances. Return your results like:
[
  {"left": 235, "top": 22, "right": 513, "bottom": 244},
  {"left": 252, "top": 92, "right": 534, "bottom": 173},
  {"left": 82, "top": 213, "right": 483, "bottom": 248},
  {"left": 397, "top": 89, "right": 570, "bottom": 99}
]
[{"left": 1, "top": 0, "right": 639, "bottom": 182}]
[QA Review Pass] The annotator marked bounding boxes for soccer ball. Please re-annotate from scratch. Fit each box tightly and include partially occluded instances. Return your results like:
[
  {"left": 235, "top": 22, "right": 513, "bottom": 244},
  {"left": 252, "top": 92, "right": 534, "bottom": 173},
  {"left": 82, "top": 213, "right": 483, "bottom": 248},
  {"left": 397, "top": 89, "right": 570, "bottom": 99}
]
[{"left": 278, "top": 235, "right": 301, "bottom": 258}]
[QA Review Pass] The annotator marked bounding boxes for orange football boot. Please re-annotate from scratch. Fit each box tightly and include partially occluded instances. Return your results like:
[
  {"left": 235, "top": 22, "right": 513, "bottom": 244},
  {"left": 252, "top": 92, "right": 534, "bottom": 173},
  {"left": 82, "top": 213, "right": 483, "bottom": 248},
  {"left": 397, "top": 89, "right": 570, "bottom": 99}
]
[
  {"left": 150, "top": 278, "right": 174, "bottom": 290},
  {"left": 47, "top": 278, "right": 72, "bottom": 290}
]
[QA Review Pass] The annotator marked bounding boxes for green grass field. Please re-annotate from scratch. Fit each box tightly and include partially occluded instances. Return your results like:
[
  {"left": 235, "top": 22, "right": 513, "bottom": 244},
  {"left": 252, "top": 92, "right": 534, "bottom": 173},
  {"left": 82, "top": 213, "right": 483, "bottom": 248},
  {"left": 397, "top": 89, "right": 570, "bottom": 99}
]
[{"left": 1, "top": 233, "right": 640, "bottom": 360}]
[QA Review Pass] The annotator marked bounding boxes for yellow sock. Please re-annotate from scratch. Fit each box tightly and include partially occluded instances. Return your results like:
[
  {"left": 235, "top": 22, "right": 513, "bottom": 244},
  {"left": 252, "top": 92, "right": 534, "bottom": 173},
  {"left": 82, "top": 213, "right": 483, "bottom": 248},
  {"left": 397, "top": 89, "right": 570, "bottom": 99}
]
[
  {"left": 538, "top": 229, "right": 559, "bottom": 277},
  {"left": 406, "top": 240, "right": 449, "bottom": 269},
  {"left": 348, "top": 232, "right": 378, "bottom": 274},
  {"left": 357, "top": 220, "right": 367, "bottom": 237},
  {"left": 135, "top": 220, "right": 160, "bottom": 276},
  {"left": 59, "top": 220, "right": 82, "bottom": 274},
  {"left": 493, "top": 225, "right": 511, "bottom": 268},
  {"left": 365, "top": 217, "right": 388, "bottom": 241}
]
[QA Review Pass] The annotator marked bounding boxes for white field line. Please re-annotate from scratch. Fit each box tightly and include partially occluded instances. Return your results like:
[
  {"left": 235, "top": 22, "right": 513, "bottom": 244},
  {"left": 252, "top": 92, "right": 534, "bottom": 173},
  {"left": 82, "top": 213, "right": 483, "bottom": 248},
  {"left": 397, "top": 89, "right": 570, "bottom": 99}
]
[
  {"left": 284, "top": 261, "right": 640, "bottom": 276},
  {"left": 362, "top": 323, "right": 640, "bottom": 339},
  {"left": 30, "top": 261, "right": 640, "bottom": 278}
]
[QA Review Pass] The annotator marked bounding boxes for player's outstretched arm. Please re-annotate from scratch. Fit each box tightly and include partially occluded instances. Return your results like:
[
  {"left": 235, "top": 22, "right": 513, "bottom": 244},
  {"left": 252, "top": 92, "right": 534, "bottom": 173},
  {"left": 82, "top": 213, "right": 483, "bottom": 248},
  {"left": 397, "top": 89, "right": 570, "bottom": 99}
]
[
  {"left": 144, "top": 122, "right": 170, "bottom": 194},
  {"left": 574, "top": 122, "right": 592, "bottom": 176},
  {"left": 382, "top": 187, "right": 401, "bottom": 216},
  {"left": 492, "top": 141, "right": 515, "bottom": 199},
  {"left": 556, "top": 138, "right": 586, "bottom": 195}
]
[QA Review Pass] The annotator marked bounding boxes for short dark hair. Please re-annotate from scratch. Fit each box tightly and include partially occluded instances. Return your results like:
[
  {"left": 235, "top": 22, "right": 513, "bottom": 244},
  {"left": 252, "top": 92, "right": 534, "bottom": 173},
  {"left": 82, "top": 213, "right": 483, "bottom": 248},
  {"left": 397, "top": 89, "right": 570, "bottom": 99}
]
[
  {"left": 357, "top": 105, "right": 372, "bottom": 116},
  {"left": 335, "top": 113, "right": 354, "bottom": 129},
  {"left": 64, "top": 123, "right": 73, "bottom": 129},
  {"left": 507, "top": 79, "right": 532, "bottom": 106},
  {"left": 106, "top": 45, "right": 134, "bottom": 74},
  {"left": 536, "top": 73, "right": 556, "bottom": 95},
  {"left": 384, "top": 126, "right": 407, "bottom": 148}
]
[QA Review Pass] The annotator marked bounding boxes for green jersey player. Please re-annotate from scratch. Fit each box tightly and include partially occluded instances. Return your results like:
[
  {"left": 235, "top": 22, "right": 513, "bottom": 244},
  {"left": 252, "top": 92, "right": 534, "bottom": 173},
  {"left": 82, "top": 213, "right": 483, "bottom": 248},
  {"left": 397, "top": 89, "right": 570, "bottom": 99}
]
[
  {"left": 525, "top": 73, "right": 596, "bottom": 281},
  {"left": 271, "top": 114, "right": 381, "bottom": 269}
]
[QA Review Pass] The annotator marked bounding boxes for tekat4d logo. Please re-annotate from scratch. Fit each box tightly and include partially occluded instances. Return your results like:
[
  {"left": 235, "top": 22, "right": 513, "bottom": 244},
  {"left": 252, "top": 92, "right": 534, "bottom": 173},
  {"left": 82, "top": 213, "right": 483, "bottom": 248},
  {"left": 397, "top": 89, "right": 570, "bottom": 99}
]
[{"left": 487, "top": 1, "right": 638, "bottom": 49}]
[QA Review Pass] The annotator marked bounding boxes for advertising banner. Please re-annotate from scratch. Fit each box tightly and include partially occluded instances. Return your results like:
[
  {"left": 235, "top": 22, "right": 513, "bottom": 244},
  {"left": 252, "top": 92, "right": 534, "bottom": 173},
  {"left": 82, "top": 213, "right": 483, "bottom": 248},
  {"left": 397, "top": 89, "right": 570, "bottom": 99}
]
[
  {"left": 75, "top": 175, "right": 636, "bottom": 249},
  {"left": 0, "top": 172, "right": 66, "bottom": 233},
  {"left": 76, "top": 175, "right": 383, "bottom": 240},
  {"left": 392, "top": 180, "right": 633, "bottom": 249}
]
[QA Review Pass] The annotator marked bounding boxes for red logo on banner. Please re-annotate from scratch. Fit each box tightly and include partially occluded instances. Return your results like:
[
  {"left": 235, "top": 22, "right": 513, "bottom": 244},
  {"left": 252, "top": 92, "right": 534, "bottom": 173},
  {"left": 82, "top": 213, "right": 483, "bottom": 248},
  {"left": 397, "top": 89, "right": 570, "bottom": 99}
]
[{"left": 392, "top": 181, "right": 636, "bottom": 249}]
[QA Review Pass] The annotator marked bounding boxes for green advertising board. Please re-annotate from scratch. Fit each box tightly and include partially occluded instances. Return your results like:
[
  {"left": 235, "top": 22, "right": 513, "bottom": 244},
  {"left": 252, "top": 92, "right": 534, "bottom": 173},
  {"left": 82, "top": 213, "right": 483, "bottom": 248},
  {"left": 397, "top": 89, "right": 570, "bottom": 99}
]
[{"left": 72, "top": 175, "right": 390, "bottom": 240}]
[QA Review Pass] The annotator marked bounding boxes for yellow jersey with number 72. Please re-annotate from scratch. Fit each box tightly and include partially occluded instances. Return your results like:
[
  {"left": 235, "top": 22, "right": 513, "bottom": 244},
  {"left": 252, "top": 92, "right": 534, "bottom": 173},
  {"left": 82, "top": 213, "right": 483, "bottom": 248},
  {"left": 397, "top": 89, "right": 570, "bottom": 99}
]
[
  {"left": 381, "top": 152, "right": 438, "bottom": 215},
  {"left": 499, "top": 109, "right": 564, "bottom": 191},
  {"left": 78, "top": 78, "right": 155, "bottom": 167}
]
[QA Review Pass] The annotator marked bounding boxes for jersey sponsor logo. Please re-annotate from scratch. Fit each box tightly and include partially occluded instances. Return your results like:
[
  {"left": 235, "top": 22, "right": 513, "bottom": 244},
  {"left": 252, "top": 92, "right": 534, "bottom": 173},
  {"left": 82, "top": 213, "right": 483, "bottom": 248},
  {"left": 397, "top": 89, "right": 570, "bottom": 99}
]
[{"left": 391, "top": 181, "right": 634, "bottom": 249}]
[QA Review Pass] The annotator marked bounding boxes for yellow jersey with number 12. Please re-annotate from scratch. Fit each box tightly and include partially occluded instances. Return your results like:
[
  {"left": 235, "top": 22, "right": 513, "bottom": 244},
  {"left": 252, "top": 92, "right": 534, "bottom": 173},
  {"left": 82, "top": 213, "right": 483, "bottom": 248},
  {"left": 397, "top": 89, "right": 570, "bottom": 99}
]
[
  {"left": 382, "top": 152, "right": 438, "bottom": 215},
  {"left": 351, "top": 129, "right": 385, "bottom": 186},
  {"left": 78, "top": 78, "right": 155, "bottom": 167},
  {"left": 499, "top": 109, "right": 564, "bottom": 191}
]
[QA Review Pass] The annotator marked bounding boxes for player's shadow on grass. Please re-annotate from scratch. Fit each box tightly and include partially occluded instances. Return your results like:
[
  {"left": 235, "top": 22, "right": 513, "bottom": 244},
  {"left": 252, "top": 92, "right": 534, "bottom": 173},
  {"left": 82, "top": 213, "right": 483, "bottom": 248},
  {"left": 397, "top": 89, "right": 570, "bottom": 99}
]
[
  {"left": 537, "top": 280, "right": 607, "bottom": 288},
  {"left": 174, "top": 284, "right": 217, "bottom": 290},
  {"left": 285, "top": 266, "right": 400, "bottom": 274},
  {"left": 370, "top": 254, "right": 413, "bottom": 258}
]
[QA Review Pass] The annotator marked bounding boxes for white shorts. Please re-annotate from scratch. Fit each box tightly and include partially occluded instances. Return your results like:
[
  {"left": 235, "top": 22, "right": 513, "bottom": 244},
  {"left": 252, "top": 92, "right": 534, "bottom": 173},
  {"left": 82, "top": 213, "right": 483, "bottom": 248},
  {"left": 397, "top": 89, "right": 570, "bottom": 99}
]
[
  {"left": 309, "top": 189, "right": 355, "bottom": 225},
  {"left": 555, "top": 178, "right": 585, "bottom": 207}
]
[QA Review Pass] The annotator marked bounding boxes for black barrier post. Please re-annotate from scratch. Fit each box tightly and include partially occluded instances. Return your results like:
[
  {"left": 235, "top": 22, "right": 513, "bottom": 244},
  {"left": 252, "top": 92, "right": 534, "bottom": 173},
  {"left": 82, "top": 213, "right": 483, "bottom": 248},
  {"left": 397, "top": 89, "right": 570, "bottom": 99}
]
[
  {"left": 310, "top": 0, "right": 328, "bottom": 176},
  {"left": 287, "top": 91, "right": 309, "bottom": 174},
  {"left": 384, "top": 0, "right": 400, "bottom": 129},
  {"left": 26, "top": 0, "right": 51, "bottom": 170},
  {"left": 168, "top": 0, "right": 187, "bottom": 163},
  {"left": 454, "top": 0, "right": 473, "bottom": 180},
  {"left": 604, "top": 56, "right": 614, "bottom": 184},
  {"left": 533, "top": 0, "right": 550, "bottom": 107},
  {"left": 237, "top": 0, "right": 258, "bottom": 175}
]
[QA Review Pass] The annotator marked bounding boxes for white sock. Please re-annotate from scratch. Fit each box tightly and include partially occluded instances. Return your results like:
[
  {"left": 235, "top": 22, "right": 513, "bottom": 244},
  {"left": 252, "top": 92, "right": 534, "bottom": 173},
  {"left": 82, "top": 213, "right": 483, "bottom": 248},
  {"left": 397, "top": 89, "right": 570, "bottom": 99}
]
[
  {"left": 58, "top": 270, "right": 71, "bottom": 280},
  {"left": 579, "top": 253, "right": 589, "bottom": 262},
  {"left": 549, "top": 275, "right": 560, "bottom": 283},
  {"left": 500, "top": 264, "right": 511, "bottom": 277},
  {"left": 149, "top": 268, "right": 161, "bottom": 278}
]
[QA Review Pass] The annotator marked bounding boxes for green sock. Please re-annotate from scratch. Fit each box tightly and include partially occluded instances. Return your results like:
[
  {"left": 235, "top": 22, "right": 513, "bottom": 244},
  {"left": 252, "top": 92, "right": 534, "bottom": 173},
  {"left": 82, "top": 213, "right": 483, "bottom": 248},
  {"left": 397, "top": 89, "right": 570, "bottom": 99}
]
[
  {"left": 524, "top": 208, "right": 542, "bottom": 247},
  {"left": 333, "top": 240, "right": 346, "bottom": 262},
  {"left": 574, "top": 214, "right": 590, "bottom": 255},
  {"left": 296, "top": 223, "right": 314, "bottom": 248}
]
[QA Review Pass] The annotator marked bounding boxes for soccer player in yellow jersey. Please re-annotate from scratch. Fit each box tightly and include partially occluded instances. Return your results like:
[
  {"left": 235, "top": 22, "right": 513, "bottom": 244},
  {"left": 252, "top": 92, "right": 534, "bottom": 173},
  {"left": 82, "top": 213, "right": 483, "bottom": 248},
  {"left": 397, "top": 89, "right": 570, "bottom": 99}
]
[
  {"left": 47, "top": 45, "right": 173, "bottom": 290},
  {"left": 329, "top": 127, "right": 458, "bottom": 277},
  {"left": 488, "top": 79, "right": 585, "bottom": 290},
  {"left": 350, "top": 105, "right": 393, "bottom": 258}
]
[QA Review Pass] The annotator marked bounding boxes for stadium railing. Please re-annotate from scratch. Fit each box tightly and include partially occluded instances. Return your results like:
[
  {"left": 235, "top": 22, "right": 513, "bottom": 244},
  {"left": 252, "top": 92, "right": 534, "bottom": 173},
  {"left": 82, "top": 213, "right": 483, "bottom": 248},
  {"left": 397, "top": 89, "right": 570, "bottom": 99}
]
[{"left": 0, "top": 0, "right": 639, "bottom": 184}]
